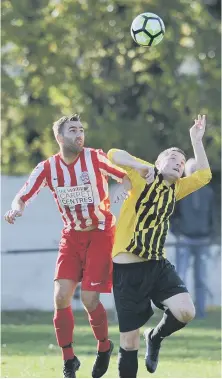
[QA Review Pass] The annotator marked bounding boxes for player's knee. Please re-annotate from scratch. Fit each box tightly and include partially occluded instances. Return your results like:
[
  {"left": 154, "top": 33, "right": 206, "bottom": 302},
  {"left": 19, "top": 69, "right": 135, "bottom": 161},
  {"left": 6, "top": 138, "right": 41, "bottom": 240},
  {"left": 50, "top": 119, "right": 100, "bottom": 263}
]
[
  {"left": 54, "top": 292, "right": 70, "bottom": 309},
  {"left": 178, "top": 303, "right": 196, "bottom": 323},
  {"left": 81, "top": 292, "right": 99, "bottom": 312}
]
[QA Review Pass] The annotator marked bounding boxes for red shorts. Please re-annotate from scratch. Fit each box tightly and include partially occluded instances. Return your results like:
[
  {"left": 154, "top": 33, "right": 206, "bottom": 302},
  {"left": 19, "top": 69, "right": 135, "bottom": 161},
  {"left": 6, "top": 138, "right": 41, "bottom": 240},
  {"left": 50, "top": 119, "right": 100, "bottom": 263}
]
[{"left": 55, "top": 227, "right": 115, "bottom": 293}]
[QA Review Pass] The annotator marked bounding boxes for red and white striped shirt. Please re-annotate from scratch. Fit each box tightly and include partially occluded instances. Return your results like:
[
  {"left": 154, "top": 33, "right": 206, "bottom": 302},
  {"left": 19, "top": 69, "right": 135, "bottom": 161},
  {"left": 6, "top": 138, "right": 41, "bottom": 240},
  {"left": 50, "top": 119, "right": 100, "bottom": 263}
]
[{"left": 18, "top": 148, "right": 126, "bottom": 231}]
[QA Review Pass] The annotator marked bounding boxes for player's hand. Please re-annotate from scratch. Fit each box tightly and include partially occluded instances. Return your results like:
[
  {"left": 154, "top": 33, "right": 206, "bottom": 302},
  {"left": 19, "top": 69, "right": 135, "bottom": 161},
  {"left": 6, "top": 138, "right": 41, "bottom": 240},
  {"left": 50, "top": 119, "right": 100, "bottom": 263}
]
[
  {"left": 113, "top": 176, "right": 132, "bottom": 204},
  {"left": 113, "top": 190, "right": 130, "bottom": 204},
  {"left": 145, "top": 166, "right": 155, "bottom": 185},
  {"left": 4, "top": 209, "right": 23, "bottom": 224},
  {"left": 136, "top": 165, "right": 155, "bottom": 185},
  {"left": 190, "top": 114, "right": 206, "bottom": 144}
]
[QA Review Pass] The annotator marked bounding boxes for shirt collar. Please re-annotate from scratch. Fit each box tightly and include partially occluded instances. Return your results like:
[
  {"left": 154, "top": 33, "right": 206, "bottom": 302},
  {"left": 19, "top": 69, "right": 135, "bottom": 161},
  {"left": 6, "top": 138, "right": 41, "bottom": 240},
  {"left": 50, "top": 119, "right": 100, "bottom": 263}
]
[{"left": 154, "top": 166, "right": 175, "bottom": 190}]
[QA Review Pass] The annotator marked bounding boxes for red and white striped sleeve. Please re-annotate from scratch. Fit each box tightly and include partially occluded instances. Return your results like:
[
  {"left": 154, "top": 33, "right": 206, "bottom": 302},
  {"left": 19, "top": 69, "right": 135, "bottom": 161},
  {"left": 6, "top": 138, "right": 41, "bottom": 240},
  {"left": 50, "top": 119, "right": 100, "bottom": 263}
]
[
  {"left": 97, "top": 149, "right": 126, "bottom": 183},
  {"left": 18, "top": 161, "right": 47, "bottom": 205}
]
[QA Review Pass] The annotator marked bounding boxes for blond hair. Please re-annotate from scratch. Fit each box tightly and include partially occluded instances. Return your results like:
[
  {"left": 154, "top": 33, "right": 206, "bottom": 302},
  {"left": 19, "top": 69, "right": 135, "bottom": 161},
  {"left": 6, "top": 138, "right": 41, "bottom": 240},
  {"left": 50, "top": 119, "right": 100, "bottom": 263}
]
[{"left": 157, "top": 147, "right": 186, "bottom": 161}]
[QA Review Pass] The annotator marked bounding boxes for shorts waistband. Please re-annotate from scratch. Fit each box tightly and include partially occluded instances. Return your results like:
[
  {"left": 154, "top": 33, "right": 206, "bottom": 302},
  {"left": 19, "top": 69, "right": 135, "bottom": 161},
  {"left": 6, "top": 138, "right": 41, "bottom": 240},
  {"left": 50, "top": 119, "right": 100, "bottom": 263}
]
[{"left": 113, "top": 260, "right": 165, "bottom": 270}]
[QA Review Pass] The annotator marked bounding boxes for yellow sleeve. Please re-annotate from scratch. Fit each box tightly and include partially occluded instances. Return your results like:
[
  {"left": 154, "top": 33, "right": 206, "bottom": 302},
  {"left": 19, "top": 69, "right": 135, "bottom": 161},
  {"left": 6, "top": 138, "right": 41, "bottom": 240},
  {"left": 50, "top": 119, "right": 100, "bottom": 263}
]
[
  {"left": 107, "top": 149, "right": 153, "bottom": 189},
  {"left": 175, "top": 168, "right": 212, "bottom": 201}
]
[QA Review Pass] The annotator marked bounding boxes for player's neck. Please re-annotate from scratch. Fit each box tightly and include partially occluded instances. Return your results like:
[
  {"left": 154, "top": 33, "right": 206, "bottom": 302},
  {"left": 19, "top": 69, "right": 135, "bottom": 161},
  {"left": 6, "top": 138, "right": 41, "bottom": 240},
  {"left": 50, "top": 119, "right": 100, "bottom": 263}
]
[
  {"left": 162, "top": 174, "right": 175, "bottom": 187},
  {"left": 163, "top": 178, "right": 171, "bottom": 187},
  {"left": 59, "top": 147, "right": 80, "bottom": 165}
]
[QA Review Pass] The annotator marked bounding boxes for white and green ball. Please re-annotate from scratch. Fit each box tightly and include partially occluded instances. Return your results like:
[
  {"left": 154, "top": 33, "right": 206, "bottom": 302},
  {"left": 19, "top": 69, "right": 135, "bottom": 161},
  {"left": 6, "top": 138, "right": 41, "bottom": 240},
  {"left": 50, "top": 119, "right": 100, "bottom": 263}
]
[{"left": 131, "top": 12, "right": 165, "bottom": 47}]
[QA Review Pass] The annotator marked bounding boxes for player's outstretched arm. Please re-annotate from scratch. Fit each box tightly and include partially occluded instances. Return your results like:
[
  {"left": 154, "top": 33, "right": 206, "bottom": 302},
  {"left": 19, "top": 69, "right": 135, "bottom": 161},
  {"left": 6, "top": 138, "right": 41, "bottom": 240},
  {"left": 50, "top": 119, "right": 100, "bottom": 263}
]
[
  {"left": 97, "top": 149, "right": 128, "bottom": 183},
  {"left": 190, "top": 114, "right": 210, "bottom": 170},
  {"left": 4, "top": 197, "right": 25, "bottom": 224},
  {"left": 108, "top": 149, "right": 154, "bottom": 184}
]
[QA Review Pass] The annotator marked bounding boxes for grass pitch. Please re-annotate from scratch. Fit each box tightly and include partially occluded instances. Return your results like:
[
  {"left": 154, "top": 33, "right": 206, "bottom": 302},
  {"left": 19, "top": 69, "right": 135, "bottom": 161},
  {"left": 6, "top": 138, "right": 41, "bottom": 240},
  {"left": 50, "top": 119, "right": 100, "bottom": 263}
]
[{"left": 1, "top": 308, "right": 221, "bottom": 378}]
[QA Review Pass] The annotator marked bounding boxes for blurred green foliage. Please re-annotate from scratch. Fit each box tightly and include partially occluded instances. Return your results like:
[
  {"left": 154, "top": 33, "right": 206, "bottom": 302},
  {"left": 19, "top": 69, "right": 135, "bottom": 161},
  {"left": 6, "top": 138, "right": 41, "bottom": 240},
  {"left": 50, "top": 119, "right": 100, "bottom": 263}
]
[{"left": 2, "top": 0, "right": 221, "bottom": 174}]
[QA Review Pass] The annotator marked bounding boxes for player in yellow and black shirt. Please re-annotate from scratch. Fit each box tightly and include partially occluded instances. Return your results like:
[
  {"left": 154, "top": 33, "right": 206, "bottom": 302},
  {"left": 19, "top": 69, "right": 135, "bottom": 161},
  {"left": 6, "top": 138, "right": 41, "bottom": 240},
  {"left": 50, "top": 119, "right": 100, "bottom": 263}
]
[{"left": 107, "top": 115, "right": 212, "bottom": 378}]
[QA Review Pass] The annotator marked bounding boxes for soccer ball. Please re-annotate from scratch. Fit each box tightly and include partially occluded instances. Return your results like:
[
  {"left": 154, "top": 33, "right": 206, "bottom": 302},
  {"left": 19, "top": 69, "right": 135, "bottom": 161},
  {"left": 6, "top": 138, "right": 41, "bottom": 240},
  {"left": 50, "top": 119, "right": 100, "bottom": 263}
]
[{"left": 131, "top": 12, "right": 165, "bottom": 47}]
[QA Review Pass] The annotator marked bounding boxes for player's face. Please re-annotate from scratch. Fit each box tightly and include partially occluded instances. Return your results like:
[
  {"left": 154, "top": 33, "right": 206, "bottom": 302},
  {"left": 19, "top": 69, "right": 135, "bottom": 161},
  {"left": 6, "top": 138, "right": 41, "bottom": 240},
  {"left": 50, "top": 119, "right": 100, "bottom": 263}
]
[
  {"left": 61, "top": 120, "right": 85, "bottom": 153},
  {"left": 156, "top": 151, "right": 186, "bottom": 182}
]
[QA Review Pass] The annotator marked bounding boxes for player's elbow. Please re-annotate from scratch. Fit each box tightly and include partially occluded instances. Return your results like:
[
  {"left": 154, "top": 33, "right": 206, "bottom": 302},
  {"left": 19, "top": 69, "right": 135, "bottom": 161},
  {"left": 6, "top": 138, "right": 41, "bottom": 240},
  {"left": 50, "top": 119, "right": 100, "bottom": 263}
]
[
  {"left": 196, "top": 168, "right": 212, "bottom": 186},
  {"left": 107, "top": 149, "right": 115, "bottom": 161},
  {"left": 107, "top": 149, "right": 121, "bottom": 165},
  {"left": 202, "top": 170, "right": 212, "bottom": 186},
  {"left": 108, "top": 149, "right": 131, "bottom": 165},
  {"left": 207, "top": 170, "right": 212, "bottom": 183}
]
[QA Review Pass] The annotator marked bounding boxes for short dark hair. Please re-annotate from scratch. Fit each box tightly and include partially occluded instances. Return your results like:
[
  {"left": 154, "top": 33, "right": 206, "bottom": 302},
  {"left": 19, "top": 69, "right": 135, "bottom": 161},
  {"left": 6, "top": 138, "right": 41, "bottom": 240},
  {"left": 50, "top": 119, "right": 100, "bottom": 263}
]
[
  {"left": 157, "top": 147, "right": 186, "bottom": 161},
  {"left": 52, "top": 113, "right": 81, "bottom": 136}
]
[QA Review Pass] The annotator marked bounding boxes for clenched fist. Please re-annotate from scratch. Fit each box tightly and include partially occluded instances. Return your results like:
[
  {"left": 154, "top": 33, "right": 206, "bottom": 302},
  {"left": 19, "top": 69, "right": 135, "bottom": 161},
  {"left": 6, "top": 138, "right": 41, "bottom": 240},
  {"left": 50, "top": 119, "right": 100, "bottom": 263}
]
[{"left": 4, "top": 210, "right": 23, "bottom": 224}]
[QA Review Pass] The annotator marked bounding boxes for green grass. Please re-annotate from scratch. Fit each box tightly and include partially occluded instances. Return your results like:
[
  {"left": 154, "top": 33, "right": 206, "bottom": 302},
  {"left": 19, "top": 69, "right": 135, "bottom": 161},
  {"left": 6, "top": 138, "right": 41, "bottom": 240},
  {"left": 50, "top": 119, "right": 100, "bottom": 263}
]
[{"left": 1, "top": 308, "right": 221, "bottom": 378}]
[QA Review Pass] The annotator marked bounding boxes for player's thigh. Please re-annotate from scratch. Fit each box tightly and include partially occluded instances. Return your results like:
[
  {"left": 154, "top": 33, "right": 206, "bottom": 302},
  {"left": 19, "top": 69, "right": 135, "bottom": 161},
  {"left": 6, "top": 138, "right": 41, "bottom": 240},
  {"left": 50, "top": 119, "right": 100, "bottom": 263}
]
[
  {"left": 120, "top": 329, "right": 140, "bottom": 351},
  {"left": 54, "top": 279, "right": 78, "bottom": 309},
  {"left": 162, "top": 292, "right": 196, "bottom": 323},
  {"left": 82, "top": 227, "right": 115, "bottom": 293},
  {"left": 55, "top": 231, "right": 83, "bottom": 283},
  {"left": 113, "top": 262, "right": 154, "bottom": 333}
]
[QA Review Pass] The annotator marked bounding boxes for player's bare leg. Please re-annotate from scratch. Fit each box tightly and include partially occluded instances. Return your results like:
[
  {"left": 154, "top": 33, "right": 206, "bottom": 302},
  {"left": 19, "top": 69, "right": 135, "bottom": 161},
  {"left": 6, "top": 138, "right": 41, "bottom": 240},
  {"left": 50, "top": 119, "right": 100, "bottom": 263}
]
[
  {"left": 53, "top": 279, "right": 80, "bottom": 378},
  {"left": 81, "top": 290, "right": 113, "bottom": 378}
]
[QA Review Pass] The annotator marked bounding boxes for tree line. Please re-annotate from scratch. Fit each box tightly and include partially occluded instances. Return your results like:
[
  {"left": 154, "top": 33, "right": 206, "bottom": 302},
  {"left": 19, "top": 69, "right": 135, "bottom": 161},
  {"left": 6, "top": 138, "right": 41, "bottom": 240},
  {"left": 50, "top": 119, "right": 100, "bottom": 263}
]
[{"left": 2, "top": 0, "right": 221, "bottom": 174}]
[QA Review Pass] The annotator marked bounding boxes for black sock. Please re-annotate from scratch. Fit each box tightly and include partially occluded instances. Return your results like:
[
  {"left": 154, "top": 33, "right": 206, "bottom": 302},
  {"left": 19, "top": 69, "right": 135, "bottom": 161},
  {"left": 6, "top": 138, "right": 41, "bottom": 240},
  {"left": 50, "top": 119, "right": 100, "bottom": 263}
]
[
  {"left": 151, "top": 309, "right": 186, "bottom": 345},
  {"left": 118, "top": 347, "right": 138, "bottom": 378}
]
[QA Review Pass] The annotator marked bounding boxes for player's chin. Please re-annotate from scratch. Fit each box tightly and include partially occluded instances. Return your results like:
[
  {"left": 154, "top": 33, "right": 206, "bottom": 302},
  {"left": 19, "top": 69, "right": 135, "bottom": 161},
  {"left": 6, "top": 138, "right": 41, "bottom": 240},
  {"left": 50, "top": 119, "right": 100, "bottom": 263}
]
[
  {"left": 78, "top": 146, "right": 84, "bottom": 152},
  {"left": 169, "top": 172, "right": 180, "bottom": 181},
  {"left": 74, "top": 144, "right": 83, "bottom": 153}
]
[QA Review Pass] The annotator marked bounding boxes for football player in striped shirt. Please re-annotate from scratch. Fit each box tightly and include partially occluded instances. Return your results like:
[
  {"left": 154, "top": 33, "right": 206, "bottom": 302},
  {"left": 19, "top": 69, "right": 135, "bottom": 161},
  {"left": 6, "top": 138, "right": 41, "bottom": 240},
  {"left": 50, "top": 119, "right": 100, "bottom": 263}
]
[
  {"left": 108, "top": 115, "right": 212, "bottom": 378},
  {"left": 4, "top": 114, "right": 128, "bottom": 378}
]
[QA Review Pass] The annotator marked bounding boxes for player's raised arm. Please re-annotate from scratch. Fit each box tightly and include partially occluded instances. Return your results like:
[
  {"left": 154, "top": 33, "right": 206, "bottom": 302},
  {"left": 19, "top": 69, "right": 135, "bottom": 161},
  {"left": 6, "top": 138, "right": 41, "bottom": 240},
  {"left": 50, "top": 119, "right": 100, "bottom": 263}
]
[
  {"left": 175, "top": 115, "right": 212, "bottom": 201},
  {"left": 108, "top": 148, "right": 155, "bottom": 184},
  {"left": 190, "top": 114, "right": 210, "bottom": 170},
  {"left": 4, "top": 161, "right": 47, "bottom": 224},
  {"left": 97, "top": 149, "right": 128, "bottom": 183}
]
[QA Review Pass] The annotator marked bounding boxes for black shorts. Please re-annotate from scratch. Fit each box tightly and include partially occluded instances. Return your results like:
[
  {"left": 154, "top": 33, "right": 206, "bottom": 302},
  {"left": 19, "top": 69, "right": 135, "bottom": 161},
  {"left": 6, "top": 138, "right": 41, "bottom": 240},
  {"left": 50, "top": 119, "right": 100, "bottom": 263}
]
[{"left": 113, "top": 259, "right": 188, "bottom": 333}]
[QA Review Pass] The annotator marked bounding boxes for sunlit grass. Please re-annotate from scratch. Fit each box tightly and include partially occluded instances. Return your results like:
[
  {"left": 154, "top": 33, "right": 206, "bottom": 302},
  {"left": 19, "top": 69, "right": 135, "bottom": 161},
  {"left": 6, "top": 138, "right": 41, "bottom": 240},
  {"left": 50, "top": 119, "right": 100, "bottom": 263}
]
[{"left": 1, "top": 309, "right": 221, "bottom": 378}]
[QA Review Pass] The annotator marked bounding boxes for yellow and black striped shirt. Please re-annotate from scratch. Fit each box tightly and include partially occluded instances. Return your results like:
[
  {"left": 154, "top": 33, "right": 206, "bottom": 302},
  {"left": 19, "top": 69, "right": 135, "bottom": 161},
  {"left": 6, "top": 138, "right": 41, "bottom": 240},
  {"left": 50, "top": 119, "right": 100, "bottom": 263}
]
[{"left": 108, "top": 149, "right": 212, "bottom": 260}]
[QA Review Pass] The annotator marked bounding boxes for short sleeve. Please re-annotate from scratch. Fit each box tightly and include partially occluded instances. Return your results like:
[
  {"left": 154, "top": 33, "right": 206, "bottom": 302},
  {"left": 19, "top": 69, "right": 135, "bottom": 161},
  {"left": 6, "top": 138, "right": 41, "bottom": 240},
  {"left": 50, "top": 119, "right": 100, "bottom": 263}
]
[{"left": 175, "top": 168, "right": 212, "bottom": 201}]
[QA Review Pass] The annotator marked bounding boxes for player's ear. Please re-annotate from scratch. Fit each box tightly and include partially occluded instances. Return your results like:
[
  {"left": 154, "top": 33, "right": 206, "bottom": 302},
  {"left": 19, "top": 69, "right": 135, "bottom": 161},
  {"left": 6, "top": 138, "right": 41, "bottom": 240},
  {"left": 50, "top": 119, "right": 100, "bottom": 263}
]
[
  {"left": 56, "top": 133, "right": 63, "bottom": 144},
  {"left": 155, "top": 159, "right": 160, "bottom": 168}
]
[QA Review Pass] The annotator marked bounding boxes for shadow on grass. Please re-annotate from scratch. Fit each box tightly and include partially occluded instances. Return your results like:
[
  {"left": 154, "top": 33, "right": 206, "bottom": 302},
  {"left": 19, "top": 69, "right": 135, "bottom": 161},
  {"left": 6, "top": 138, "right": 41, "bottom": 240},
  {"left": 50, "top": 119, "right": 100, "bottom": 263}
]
[
  {"left": 1, "top": 308, "right": 221, "bottom": 359},
  {"left": 1, "top": 309, "right": 221, "bottom": 329},
  {"left": 2, "top": 324, "right": 221, "bottom": 359}
]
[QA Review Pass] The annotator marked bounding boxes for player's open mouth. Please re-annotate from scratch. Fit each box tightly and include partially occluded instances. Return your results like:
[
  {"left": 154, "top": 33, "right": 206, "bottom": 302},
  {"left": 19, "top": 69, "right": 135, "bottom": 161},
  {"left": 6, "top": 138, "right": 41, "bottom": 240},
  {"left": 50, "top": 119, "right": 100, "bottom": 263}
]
[{"left": 173, "top": 168, "right": 179, "bottom": 172}]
